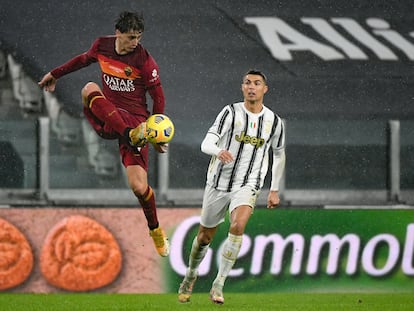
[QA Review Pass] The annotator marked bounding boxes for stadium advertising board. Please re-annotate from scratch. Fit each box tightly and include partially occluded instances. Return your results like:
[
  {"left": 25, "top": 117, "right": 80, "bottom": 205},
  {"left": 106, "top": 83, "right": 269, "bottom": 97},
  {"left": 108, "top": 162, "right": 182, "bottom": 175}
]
[
  {"left": 245, "top": 17, "right": 414, "bottom": 62},
  {"left": 0, "top": 208, "right": 200, "bottom": 293},
  {"left": 167, "top": 209, "right": 414, "bottom": 293},
  {"left": 1, "top": 208, "right": 413, "bottom": 293}
]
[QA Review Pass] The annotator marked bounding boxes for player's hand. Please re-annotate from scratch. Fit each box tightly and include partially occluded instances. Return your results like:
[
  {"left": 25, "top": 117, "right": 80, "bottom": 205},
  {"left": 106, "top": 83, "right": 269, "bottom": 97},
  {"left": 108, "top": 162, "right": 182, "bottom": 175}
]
[
  {"left": 38, "top": 72, "right": 57, "bottom": 92},
  {"left": 153, "top": 143, "right": 168, "bottom": 153},
  {"left": 267, "top": 190, "right": 280, "bottom": 209},
  {"left": 218, "top": 150, "right": 234, "bottom": 164}
]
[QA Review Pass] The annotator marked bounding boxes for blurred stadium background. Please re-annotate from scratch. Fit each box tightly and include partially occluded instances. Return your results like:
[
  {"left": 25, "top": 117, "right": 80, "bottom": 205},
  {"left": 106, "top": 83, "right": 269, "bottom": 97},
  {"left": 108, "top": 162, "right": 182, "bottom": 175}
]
[{"left": 0, "top": 0, "right": 413, "bottom": 207}]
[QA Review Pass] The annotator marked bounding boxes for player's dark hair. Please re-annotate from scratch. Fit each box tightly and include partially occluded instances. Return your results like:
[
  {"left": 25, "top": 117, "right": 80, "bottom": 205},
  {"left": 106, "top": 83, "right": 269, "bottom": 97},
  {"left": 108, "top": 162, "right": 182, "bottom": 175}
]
[
  {"left": 244, "top": 69, "right": 267, "bottom": 84},
  {"left": 115, "top": 11, "right": 145, "bottom": 33}
]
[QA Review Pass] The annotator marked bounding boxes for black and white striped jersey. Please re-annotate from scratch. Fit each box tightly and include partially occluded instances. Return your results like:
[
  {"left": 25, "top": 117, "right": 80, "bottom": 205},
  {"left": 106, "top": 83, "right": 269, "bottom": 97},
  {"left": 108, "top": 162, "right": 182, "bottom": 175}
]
[{"left": 203, "top": 102, "right": 285, "bottom": 192}]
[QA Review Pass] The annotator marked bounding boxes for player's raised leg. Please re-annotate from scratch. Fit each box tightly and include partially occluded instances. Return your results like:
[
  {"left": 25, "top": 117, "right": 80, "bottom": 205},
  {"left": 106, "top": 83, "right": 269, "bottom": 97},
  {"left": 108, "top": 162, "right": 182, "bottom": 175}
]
[{"left": 81, "top": 82, "right": 147, "bottom": 147}]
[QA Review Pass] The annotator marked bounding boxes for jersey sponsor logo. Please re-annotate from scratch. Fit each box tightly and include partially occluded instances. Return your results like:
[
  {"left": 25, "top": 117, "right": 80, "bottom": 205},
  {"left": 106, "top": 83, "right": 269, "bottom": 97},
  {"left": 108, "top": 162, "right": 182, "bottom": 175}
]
[
  {"left": 103, "top": 74, "right": 135, "bottom": 92},
  {"left": 235, "top": 131, "right": 265, "bottom": 148},
  {"left": 98, "top": 55, "right": 139, "bottom": 92},
  {"left": 245, "top": 17, "right": 414, "bottom": 61}
]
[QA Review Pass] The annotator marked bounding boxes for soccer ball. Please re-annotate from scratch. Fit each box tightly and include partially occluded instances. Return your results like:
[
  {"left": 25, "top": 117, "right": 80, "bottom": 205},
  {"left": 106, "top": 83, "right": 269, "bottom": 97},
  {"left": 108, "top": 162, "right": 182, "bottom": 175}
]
[{"left": 146, "top": 114, "right": 175, "bottom": 144}]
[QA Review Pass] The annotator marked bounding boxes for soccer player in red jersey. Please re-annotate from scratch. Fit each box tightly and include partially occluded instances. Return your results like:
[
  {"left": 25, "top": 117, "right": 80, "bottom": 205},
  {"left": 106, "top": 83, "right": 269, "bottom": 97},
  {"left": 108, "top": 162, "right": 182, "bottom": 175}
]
[{"left": 38, "top": 11, "right": 169, "bottom": 257}]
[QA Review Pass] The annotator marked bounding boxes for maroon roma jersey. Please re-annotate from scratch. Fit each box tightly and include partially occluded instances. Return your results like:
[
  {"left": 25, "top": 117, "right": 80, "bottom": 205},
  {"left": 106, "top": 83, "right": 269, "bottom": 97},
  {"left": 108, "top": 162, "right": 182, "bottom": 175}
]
[{"left": 51, "top": 36, "right": 165, "bottom": 116}]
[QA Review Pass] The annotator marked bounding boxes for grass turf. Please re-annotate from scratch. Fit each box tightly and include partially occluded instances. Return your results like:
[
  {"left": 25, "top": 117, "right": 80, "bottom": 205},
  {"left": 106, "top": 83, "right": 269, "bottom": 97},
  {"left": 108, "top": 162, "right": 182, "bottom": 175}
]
[{"left": 0, "top": 293, "right": 413, "bottom": 311}]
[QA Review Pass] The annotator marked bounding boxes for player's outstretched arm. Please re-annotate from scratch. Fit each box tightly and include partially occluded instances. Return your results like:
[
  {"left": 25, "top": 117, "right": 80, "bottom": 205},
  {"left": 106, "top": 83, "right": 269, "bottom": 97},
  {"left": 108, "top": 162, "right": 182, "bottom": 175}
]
[{"left": 38, "top": 72, "right": 57, "bottom": 92}]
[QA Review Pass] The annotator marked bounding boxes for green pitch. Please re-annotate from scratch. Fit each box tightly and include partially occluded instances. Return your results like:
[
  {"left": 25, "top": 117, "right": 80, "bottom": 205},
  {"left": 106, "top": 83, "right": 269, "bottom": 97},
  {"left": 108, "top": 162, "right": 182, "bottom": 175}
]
[{"left": 0, "top": 293, "right": 413, "bottom": 311}]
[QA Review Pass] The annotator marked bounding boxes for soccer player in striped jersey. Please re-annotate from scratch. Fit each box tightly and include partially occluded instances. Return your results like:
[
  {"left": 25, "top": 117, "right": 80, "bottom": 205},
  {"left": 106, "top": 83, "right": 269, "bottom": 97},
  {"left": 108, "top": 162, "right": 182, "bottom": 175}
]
[
  {"left": 38, "top": 11, "right": 169, "bottom": 257},
  {"left": 178, "top": 70, "right": 286, "bottom": 304}
]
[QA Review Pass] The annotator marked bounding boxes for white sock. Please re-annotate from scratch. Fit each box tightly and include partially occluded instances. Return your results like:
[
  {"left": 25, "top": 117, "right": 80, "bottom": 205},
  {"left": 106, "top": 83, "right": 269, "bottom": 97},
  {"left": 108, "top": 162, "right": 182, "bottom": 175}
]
[
  {"left": 213, "top": 233, "right": 242, "bottom": 287},
  {"left": 187, "top": 236, "right": 209, "bottom": 277}
]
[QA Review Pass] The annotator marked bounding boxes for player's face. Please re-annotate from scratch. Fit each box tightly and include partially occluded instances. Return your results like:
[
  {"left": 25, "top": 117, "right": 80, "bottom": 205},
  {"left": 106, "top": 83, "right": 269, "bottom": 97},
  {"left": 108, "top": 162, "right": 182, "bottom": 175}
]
[
  {"left": 115, "top": 29, "right": 143, "bottom": 54},
  {"left": 241, "top": 74, "right": 268, "bottom": 103}
]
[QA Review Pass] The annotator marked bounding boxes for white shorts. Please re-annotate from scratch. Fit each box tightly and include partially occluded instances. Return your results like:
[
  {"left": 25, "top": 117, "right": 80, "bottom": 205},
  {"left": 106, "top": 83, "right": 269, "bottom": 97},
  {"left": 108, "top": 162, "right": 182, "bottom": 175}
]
[{"left": 200, "top": 184, "right": 260, "bottom": 228}]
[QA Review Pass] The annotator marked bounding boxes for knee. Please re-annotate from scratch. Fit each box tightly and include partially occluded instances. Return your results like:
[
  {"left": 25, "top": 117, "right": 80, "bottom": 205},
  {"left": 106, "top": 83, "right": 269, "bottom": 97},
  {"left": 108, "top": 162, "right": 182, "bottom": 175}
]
[
  {"left": 129, "top": 179, "right": 148, "bottom": 197},
  {"left": 197, "top": 230, "right": 214, "bottom": 246},
  {"left": 229, "top": 221, "right": 245, "bottom": 236},
  {"left": 81, "top": 82, "right": 102, "bottom": 107},
  {"left": 82, "top": 82, "right": 101, "bottom": 96},
  {"left": 126, "top": 166, "right": 149, "bottom": 197}
]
